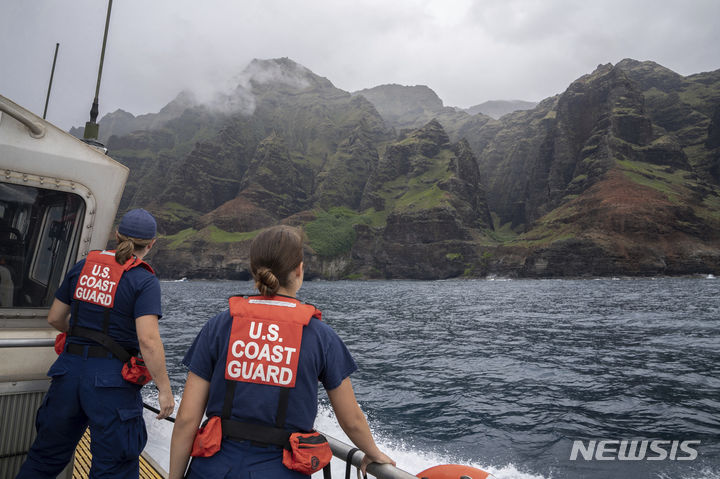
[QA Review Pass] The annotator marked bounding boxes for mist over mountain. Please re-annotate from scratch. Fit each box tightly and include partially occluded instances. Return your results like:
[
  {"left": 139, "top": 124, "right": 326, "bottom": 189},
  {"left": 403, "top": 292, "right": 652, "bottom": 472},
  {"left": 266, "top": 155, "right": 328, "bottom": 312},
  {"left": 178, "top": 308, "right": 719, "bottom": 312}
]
[
  {"left": 81, "top": 57, "right": 720, "bottom": 279},
  {"left": 465, "top": 100, "right": 538, "bottom": 119}
]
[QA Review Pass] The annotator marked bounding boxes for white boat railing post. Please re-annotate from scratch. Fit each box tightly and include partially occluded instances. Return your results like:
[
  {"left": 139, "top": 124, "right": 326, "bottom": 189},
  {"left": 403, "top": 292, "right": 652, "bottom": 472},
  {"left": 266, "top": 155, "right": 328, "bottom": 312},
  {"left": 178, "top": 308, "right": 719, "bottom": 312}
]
[{"left": 0, "top": 96, "right": 46, "bottom": 139}]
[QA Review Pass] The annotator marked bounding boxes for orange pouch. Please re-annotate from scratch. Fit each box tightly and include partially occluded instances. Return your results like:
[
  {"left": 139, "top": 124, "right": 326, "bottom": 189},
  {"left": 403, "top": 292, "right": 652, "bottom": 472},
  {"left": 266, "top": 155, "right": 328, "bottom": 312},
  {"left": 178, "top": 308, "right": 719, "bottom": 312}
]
[
  {"left": 282, "top": 431, "right": 332, "bottom": 474},
  {"left": 191, "top": 416, "right": 222, "bottom": 457},
  {"left": 121, "top": 356, "right": 152, "bottom": 385},
  {"left": 54, "top": 333, "right": 67, "bottom": 355}
]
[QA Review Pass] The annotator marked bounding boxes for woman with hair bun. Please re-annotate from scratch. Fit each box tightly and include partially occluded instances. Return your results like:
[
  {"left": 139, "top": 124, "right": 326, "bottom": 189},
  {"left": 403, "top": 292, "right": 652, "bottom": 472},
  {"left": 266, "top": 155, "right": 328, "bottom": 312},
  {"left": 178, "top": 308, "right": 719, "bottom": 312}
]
[
  {"left": 170, "top": 225, "right": 394, "bottom": 478},
  {"left": 17, "top": 208, "right": 174, "bottom": 479}
]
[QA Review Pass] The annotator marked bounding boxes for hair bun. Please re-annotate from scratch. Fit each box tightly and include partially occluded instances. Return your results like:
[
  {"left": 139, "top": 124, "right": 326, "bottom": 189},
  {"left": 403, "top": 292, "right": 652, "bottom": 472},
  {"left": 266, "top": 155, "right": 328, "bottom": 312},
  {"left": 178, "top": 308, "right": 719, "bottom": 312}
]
[
  {"left": 250, "top": 226, "right": 303, "bottom": 296},
  {"left": 255, "top": 266, "right": 280, "bottom": 296}
]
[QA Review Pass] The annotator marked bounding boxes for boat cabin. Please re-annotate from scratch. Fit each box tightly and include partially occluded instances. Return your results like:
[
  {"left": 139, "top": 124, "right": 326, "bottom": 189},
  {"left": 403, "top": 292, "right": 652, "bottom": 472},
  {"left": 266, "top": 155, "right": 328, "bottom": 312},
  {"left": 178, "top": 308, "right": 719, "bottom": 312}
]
[{"left": 0, "top": 95, "right": 128, "bottom": 478}]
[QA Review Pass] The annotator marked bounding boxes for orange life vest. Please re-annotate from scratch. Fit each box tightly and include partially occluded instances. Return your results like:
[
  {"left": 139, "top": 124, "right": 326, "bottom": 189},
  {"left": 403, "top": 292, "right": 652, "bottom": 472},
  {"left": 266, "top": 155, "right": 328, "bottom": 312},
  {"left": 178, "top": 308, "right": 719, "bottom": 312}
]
[
  {"left": 224, "top": 296, "right": 321, "bottom": 388},
  {"left": 72, "top": 250, "right": 154, "bottom": 308}
]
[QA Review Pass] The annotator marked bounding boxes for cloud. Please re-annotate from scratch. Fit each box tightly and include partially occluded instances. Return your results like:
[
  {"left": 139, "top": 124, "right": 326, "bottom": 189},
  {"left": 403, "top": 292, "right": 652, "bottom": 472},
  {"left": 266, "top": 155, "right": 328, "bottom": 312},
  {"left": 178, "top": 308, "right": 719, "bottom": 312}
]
[
  {"left": 202, "top": 58, "right": 319, "bottom": 116},
  {"left": 1, "top": 0, "right": 719, "bottom": 131}
]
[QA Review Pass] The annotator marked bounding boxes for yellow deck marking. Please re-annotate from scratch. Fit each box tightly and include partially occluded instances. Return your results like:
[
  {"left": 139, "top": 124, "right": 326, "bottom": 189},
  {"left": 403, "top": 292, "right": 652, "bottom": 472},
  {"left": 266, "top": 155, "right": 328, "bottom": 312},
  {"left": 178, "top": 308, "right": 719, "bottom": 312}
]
[{"left": 73, "top": 428, "right": 166, "bottom": 478}]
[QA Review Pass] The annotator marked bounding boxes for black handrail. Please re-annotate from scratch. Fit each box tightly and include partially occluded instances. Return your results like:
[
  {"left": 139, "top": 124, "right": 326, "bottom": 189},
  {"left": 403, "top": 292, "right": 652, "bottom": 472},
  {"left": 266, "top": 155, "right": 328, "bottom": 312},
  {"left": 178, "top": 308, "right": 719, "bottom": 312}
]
[{"left": 142, "top": 402, "right": 176, "bottom": 423}]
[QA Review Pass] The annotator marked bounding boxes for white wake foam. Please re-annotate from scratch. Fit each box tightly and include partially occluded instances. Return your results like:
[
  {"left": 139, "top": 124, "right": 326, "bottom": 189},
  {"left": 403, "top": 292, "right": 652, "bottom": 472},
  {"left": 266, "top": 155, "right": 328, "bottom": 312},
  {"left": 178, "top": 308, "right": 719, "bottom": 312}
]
[{"left": 311, "top": 403, "right": 546, "bottom": 479}]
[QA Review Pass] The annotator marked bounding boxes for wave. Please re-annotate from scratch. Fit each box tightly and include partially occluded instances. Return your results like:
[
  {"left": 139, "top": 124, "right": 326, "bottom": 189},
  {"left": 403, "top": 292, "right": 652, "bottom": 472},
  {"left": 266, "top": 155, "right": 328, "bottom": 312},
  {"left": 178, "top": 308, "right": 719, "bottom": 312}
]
[
  {"left": 160, "top": 277, "right": 188, "bottom": 283},
  {"left": 311, "top": 403, "right": 546, "bottom": 479}
]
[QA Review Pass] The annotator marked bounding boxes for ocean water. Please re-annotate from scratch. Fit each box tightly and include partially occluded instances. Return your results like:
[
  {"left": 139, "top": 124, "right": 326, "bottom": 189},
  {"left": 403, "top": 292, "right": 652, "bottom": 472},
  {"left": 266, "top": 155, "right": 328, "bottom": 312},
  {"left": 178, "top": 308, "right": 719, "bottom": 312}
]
[{"left": 143, "top": 277, "right": 720, "bottom": 479}]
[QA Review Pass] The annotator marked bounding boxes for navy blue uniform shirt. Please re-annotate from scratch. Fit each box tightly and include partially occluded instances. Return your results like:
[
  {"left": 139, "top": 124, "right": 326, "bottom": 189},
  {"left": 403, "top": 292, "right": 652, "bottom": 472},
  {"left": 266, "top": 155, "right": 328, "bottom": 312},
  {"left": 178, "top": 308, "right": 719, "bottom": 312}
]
[{"left": 183, "top": 307, "right": 357, "bottom": 432}]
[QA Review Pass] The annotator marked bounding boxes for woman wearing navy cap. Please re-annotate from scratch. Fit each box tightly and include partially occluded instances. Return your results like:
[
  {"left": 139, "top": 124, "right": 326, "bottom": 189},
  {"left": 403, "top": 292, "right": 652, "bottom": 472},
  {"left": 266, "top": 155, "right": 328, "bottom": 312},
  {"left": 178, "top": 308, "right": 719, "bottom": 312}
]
[
  {"left": 17, "top": 208, "right": 175, "bottom": 479},
  {"left": 169, "top": 225, "right": 394, "bottom": 479}
]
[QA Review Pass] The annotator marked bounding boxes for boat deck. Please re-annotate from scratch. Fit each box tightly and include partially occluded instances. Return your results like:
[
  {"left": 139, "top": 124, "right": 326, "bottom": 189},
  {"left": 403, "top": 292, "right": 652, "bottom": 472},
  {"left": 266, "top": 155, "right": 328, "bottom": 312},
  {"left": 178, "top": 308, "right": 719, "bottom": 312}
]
[{"left": 73, "top": 428, "right": 166, "bottom": 479}]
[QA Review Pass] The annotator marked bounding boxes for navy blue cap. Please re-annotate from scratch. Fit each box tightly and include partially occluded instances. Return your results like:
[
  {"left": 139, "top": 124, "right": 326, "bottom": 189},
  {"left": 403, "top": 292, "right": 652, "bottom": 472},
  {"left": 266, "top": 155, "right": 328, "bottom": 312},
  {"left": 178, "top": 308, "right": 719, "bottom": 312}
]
[{"left": 118, "top": 208, "right": 157, "bottom": 239}]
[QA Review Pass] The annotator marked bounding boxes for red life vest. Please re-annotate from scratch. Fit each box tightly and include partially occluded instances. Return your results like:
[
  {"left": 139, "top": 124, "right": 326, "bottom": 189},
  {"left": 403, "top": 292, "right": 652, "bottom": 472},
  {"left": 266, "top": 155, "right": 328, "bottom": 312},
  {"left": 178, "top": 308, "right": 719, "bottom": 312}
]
[
  {"left": 224, "top": 295, "right": 321, "bottom": 388},
  {"left": 72, "top": 250, "right": 154, "bottom": 308}
]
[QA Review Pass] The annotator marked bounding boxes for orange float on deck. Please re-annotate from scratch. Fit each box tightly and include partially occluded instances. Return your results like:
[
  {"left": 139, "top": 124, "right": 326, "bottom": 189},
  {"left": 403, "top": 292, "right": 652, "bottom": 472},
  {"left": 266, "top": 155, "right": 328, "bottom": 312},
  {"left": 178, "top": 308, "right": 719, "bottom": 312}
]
[{"left": 416, "top": 464, "right": 491, "bottom": 479}]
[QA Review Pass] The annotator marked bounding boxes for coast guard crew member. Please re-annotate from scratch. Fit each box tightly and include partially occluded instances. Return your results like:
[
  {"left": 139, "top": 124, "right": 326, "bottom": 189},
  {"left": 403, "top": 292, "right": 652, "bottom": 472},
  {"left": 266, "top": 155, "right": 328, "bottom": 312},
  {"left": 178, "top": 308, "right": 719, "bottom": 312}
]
[
  {"left": 169, "top": 225, "right": 395, "bottom": 478},
  {"left": 17, "top": 208, "right": 175, "bottom": 479}
]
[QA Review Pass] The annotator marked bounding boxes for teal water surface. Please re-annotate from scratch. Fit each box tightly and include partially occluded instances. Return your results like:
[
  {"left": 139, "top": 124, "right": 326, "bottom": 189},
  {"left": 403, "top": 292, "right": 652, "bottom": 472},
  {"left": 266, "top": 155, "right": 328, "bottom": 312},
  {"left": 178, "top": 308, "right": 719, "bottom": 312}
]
[{"left": 151, "top": 278, "right": 720, "bottom": 479}]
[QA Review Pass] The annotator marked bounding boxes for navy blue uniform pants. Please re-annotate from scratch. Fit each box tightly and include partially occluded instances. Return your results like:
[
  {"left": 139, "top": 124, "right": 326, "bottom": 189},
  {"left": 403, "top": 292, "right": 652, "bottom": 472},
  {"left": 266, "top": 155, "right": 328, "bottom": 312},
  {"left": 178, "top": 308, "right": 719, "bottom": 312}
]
[
  {"left": 16, "top": 350, "right": 147, "bottom": 479},
  {"left": 186, "top": 439, "right": 309, "bottom": 479}
]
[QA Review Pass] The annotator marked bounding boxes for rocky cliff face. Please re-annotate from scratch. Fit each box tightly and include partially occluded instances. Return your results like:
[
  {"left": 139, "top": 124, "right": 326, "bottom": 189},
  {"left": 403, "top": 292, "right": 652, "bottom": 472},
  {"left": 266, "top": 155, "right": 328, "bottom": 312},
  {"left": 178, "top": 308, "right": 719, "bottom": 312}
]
[
  {"left": 615, "top": 59, "right": 720, "bottom": 185},
  {"left": 478, "top": 63, "right": 663, "bottom": 228},
  {"left": 351, "top": 120, "right": 493, "bottom": 278},
  {"left": 91, "top": 57, "right": 720, "bottom": 279},
  {"left": 476, "top": 61, "right": 720, "bottom": 276}
]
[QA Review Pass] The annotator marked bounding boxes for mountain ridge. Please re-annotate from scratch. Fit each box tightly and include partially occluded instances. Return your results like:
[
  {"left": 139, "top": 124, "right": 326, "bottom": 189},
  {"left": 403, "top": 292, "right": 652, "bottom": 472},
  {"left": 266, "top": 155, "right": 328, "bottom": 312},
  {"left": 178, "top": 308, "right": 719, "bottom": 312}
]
[
  {"left": 465, "top": 100, "right": 538, "bottom": 119},
  {"left": 84, "top": 57, "right": 720, "bottom": 279}
]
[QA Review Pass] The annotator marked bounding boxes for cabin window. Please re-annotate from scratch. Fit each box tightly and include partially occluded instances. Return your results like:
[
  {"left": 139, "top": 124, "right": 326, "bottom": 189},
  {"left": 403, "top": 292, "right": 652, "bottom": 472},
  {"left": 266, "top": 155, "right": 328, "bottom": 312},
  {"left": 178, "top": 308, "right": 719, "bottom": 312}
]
[{"left": 0, "top": 183, "right": 85, "bottom": 308}]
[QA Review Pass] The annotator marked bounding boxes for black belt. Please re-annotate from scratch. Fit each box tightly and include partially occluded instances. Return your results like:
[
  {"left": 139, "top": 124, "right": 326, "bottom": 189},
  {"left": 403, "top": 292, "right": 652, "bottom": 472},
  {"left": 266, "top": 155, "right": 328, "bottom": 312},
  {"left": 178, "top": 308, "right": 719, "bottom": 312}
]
[
  {"left": 65, "top": 343, "right": 138, "bottom": 359},
  {"left": 221, "top": 419, "right": 291, "bottom": 448}
]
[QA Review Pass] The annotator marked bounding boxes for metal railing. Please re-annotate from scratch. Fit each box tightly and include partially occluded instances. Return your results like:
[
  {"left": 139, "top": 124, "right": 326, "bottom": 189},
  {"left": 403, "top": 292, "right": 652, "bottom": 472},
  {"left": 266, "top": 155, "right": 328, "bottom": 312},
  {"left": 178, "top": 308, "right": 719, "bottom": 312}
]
[
  {"left": 0, "top": 338, "right": 54, "bottom": 348},
  {"left": 322, "top": 432, "right": 418, "bottom": 479},
  {"left": 0, "top": 95, "right": 46, "bottom": 139}
]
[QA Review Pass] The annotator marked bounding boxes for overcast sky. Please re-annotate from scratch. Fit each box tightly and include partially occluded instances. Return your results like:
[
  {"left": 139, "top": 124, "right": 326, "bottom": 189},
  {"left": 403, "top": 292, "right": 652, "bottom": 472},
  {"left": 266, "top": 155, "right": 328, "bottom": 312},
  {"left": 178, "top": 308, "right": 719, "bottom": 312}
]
[{"left": 2, "top": 0, "right": 719, "bottom": 131}]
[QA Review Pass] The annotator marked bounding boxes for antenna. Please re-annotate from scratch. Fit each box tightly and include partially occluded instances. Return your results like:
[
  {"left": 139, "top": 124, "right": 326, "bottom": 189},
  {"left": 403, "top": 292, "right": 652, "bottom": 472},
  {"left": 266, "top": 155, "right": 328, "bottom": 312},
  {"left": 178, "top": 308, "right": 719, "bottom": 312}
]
[
  {"left": 43, "top": 43, "right": 59, "bottom": 120},
  {"left": 83, "top": 0, "right": 113, "bottom": 141}
]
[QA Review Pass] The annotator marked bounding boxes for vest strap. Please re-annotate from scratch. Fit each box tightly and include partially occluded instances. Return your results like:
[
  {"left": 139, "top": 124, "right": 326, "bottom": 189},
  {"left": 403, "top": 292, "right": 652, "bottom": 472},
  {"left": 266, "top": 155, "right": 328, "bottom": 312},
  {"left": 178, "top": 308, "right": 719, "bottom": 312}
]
[
  {"left": 102, "top": 308, "right": 111, "bottom": 334},
  {"left": 276, "top": 387, "right": 290, "bottom": 428},
  {"left": 222, "top": 380, "right": 237, "bottom": 420},
  {"left": 70, "top": 301, "right": 79, "bottom": 334}
]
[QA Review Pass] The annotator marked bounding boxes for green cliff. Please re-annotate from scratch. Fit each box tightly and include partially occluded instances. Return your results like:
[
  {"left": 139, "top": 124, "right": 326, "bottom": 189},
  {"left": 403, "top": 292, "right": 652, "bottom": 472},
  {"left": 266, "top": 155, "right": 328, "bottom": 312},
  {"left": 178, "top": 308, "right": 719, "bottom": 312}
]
[{"left": 90, "top": 57, "right": 720, "bottom": 279}]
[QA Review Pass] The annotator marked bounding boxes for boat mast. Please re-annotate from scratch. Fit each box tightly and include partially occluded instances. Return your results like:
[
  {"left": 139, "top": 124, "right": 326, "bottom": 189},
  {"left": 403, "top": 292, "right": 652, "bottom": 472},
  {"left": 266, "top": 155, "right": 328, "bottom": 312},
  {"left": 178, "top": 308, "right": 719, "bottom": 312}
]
[{"left": 83, "top": 0, "right": 113, "bottom": 141}]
